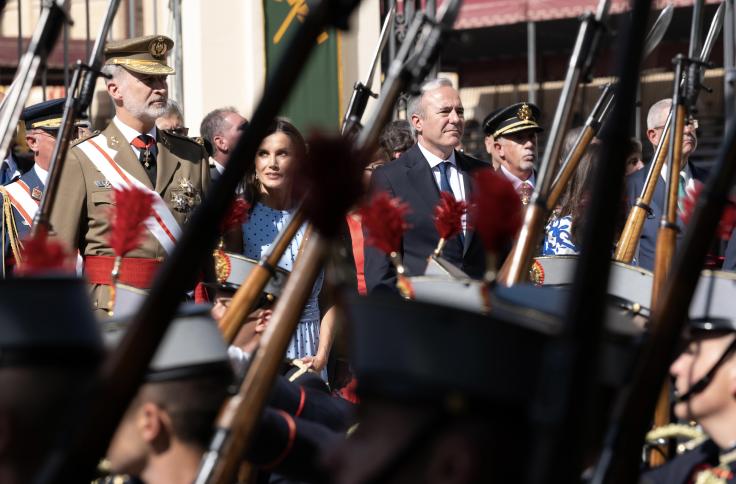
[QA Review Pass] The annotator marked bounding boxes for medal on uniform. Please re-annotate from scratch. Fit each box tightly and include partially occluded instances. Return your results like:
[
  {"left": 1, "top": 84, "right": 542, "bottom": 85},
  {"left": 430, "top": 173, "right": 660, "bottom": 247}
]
[{"left": 142, "top": 148, "right": 151, "bottom": 168}]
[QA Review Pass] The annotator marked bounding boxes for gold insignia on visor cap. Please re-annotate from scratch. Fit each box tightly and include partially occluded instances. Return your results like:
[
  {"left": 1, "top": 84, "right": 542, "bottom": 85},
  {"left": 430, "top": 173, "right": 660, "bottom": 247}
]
[
  {"left": 104, "top": 35, "right": 175, "bottom": 76},
  {"left": 483, "top": 101, "right": 544, "bottom": 139}
]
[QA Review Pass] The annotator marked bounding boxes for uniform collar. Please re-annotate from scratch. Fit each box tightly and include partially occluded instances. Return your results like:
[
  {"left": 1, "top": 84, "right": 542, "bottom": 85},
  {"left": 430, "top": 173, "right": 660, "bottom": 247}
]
[{"left": 112, "top": 116, "right": 158, "bottom": 146}]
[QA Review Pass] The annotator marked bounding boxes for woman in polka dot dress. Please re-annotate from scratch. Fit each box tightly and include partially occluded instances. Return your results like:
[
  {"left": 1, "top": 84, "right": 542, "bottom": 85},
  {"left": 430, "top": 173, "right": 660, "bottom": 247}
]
[{"left": 241, "top": 119, "right": 334, "bottom": 381}]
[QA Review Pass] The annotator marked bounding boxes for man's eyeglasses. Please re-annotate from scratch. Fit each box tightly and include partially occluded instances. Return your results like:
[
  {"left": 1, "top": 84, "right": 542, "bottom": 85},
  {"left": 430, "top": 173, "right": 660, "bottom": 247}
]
[
  {"left": 169, "top": 126, "right": 189, "bottom": 136},
  {"left": 652, "top": 118, "right": 699, "bottom": 131}
]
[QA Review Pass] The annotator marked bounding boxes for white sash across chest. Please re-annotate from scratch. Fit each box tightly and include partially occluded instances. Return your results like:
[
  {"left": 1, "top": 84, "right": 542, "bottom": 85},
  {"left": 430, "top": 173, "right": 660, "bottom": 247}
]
[
  {"left": 4, "top": 180, "right": 38, "bottom": 227},
  {"left": 76, "top": 134, "right": 182, "bottom": 254}
]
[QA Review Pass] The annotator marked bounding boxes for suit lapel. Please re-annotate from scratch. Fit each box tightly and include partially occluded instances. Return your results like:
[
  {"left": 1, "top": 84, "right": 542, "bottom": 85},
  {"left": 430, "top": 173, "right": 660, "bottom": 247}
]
[
  {"left": 155, "top": 130, "right": 180, "bottom": 195},
  {"left": 404, "top": 144, "right": 440, "bottom": 210},
  {"left": 103, "top": 123, "right": 154, "bottom": 190}
]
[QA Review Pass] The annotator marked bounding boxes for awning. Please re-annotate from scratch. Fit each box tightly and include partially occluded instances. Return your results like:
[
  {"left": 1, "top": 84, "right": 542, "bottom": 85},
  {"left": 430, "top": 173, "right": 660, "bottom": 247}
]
[{"left": 452, "top": 0, "right": 721, "bottom": 29}]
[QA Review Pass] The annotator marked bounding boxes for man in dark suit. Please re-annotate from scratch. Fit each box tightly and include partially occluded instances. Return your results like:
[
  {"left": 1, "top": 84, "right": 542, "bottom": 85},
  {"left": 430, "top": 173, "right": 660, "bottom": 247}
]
[
  {"left": 364, "top": 78, "right": 488, "bottom": 293},
  {"left": 199, "top": 107, "right": 248, "bottom": 182},
  {"left": 624, "top": 98, "right": 705, "bottom": 271}
]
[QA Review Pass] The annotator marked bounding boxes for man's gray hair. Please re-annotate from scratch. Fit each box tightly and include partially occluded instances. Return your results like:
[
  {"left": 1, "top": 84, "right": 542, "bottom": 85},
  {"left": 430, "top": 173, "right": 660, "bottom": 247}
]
[
  {"left": 407, "top": 78, "right": 455, "bottom": 119},
  {"left": 162, "top": 98, "right": 183, "bottom": 119},
  {"left": 100, "top": 64, "right": 125, "bottom": 86},
  {"left": 647, "top": 98, "right": 671, "bottom": 130},
  {"left": 200, "top": 107, "right": 239, "bottom": 146}
]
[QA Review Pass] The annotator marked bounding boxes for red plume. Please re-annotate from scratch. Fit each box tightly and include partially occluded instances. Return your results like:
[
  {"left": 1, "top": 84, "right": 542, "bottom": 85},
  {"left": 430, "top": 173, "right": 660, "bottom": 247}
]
[
  {"left": 220, "top": 197, "right": 251, "bottom": 234},
  {"left": 680, "top": 180, "right": 736, "bottom": 240},
  {"left": 470, "top": 169, "right": 523, "bottom": 253},
  {"left": 359, "top": 191, "right": 411, "bottom": 255},
  {"left": 109, "top": 186, "right": 155, "bottom": 257},
  {"left": 17, "top": 225, "right": 73, "bottom": 275},
  {"left": 434, "top": 191, "right": 467, "bottom": 240},
  {"left": 294, "top": 133, "right": 365, "bottom": 237}
]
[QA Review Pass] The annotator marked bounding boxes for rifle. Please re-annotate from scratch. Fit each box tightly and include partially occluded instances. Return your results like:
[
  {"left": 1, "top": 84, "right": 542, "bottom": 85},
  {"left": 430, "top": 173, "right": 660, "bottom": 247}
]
[
  {"left": 525, "top": 0, "right": 653, "bottom": 479},
  {"left": 498, "top": 0, "right": 611, "bottom": 285},
  {"left": 647, "top": 0, "right": 710, "bottom": 466},
  {"left": 32, "top": 0, "right": 122, "bottom": 235},
  {"left": 218, "top": 209, "right": 305, "bottom": 343},
  {"left": 219, "top": 6, "right": 396, "bottom": 345},
  {"left": 546, "top": 83, "right": 614, "bottom": 211},
  {"left": 195, "top": 2, "right": 463, "bottom": 482},
  {"left": 340, "top": 5, "right": 395, "bottom": 137},
  {"left": 0, "top": 0, "right": 69, "bottom": 162},
  {"left": 545, "top": 5, "right": 674, "bottom": 212},
  {"left": 614, "top": 1, "right": 724, "bottom": 263},
  {"left": 591, "top": 42, "right": 736, "bottom": 484},
  {"left": 219, "top": 1, "right": 434, "bottom": 345},
  {"left": 34, "top": 1, "right": 362, "bottom": 483}
]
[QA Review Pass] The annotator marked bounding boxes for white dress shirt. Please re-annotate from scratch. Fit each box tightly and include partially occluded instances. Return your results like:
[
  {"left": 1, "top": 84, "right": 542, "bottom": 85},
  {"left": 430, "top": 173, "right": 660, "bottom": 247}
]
[
  {"left": 660, "top": 162, "right": 695, "bottom": 192},
  {"left": 417, "top": 141, "right": 467, "bottom": 234},
  {"left": 499, "top": 164, "right": 535, "bottom": 191},
  {"left": 34, "top": 164, "right": 49, "bottom": 186}
]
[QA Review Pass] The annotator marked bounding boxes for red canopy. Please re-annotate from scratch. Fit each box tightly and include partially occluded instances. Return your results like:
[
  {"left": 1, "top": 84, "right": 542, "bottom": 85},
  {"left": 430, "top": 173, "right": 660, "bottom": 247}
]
[{"left": 451, "top": 0, "right": 720, "bottom": 29}]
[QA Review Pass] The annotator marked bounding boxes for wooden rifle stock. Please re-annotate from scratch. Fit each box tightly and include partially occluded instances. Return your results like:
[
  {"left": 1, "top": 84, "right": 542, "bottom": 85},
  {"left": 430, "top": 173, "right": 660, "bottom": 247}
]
[
  {"left": 648, "top": 95, "right": 686, "bottom": 467},
  {"left": 613, "top": 119, "right": 671, "bottom": 262},
  {"left": 219, "top": 208, "right": 305, "bottom": 343},
  {"left": 198, "top": 234, "right": 326, "bottom": 484},
  {"left": 497, "top": 201, "right": 546, "bottom": 285},
  {"left": 546, "top": 125, "right": 596, "bottom": 211}
]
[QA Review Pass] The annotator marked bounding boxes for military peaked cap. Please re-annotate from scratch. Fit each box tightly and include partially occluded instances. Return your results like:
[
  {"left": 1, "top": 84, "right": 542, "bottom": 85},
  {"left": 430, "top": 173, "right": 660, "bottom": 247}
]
[
  {"left": 102, "top": 303, "right": 232, "bottom": 382},
  {"left": 21, "top": 98, "right": 65, "bottom": 131},
  {"left": 483, "top": 102, "right": 543, "bottom": 138},
  {"left": 0, "top": 276, "right": 103, "bottom": 366},
  {"left": 687, "top": 271, "right": 736, "bottom": 334},
  {"left": 104, "top": 34, "right": 175, "bottom": 75}
]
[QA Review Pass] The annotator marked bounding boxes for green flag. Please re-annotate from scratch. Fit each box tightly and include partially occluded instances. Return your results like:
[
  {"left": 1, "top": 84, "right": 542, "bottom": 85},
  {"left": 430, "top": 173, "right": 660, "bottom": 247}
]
[{"left": 263, "top": 0, "right": 342, "bottom": 132}]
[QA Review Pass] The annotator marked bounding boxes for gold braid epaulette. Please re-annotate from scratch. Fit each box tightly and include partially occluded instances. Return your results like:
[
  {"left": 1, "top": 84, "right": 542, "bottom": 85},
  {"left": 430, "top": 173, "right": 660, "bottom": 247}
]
[
  {"left": 0, "top": 186, "right": 23, "bottom": 276},
  {"left": 71, "top": 129, "right": 100, "bottom": 146},
  {"left": 646, "top": 423, "right": 708, "bottom": 454}
]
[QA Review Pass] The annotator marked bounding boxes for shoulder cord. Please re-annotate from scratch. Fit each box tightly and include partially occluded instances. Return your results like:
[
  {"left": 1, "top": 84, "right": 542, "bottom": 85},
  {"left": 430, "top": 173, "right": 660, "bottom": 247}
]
[{"left": 0, "top": 187, "right": 24, "bottom": 275}]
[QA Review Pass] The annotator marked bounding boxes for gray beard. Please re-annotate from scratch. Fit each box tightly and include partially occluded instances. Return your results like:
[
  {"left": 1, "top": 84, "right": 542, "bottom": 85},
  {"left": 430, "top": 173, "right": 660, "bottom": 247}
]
[{"left": 123, "top": 98, "right": 167, "bottom": 123}]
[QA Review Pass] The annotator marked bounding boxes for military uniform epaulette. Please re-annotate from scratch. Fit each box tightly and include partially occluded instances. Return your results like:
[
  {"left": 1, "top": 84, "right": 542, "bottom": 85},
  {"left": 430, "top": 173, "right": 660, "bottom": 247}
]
[
  {"left": 159, "top": 129, "right": 208, "bottom": 156},
  {"left": 160, "top": 128, "right": 201, "bottom": 145},
  {"left": 71, "top": 129, "right": 101, "bottom": 146}
]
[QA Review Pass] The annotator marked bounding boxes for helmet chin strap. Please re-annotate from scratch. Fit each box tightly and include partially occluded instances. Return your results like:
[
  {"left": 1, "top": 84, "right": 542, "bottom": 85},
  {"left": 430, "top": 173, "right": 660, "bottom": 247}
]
[
  {"left": 675, "top": 373, "right": 713, "bottom": 403},
  {"left": 675, "top": 337, "right": 736, "bottom": 404}
]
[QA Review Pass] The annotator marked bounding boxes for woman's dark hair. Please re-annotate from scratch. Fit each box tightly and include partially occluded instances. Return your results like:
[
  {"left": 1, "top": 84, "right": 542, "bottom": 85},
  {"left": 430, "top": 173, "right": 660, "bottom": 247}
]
[
  {"left": 556, "top": 127, "right": 600, "bottom": 246},
  {"left": 243, "top": 118, "right": 306, "bottom": 205}
]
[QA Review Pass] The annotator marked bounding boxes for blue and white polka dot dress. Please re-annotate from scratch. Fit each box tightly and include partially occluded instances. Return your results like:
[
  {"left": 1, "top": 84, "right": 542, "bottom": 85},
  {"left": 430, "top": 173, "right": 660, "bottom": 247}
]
[{"left": 242, "top": 202, "right": 324, "bottom": 364}]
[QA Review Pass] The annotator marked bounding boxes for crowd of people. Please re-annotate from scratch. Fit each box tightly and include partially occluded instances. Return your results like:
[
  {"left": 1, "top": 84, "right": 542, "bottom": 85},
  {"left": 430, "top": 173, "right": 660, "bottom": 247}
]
[{"left": 2, "top": 29, "right": 736, "bottom": 484}]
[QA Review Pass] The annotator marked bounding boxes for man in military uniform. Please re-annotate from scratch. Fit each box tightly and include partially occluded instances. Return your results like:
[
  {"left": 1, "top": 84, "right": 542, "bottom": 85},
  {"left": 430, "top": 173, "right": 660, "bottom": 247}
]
[
  {"left": 0, "top": 99, "right": 66, "bottom": 276},
  {"left": 640, "top": 308, "right": 736, "bottom": 483},
  {"left": 483, "top": 102, "right": 544, "bottom": 205},
  {"left": 0, "top": 275, "right": 103, "bottom": 484},
  {"left": 49, "top": 35, "right": 210, "bottom": 314}
]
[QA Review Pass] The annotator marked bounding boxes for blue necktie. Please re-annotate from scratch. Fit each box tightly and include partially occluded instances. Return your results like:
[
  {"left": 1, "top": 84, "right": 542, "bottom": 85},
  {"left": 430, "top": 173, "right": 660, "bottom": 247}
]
[{"left": 438, "top": 161, "right": 465, "bottom": 247}]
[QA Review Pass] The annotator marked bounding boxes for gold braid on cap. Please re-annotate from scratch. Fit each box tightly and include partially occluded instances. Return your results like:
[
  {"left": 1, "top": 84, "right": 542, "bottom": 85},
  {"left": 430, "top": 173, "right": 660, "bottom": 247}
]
[{"left": 31, "top": 118, "right": 62, "bottom": 129}]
